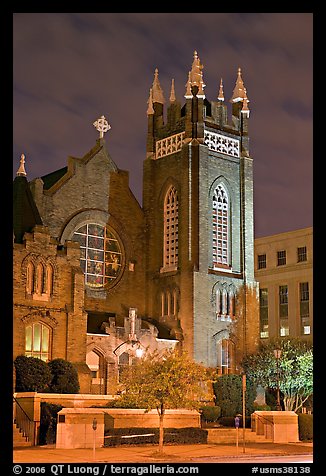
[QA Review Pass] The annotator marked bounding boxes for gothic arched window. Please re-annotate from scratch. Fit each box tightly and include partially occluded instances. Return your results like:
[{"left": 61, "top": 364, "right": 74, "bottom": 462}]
[
  {"left": 212, "top": 184, "right": 229, "bottom": 268},
  {"left": 216, "top": 338, "right": 235, "bottom": 375},
  {"left": 215, "top": 284, "right": 236, "bottom": 321},
  {"left": 25, "top": 322, "right": 51, "bottom": 361},
  {"left": 26, "top": 261, "right": 35, "bottom": 294},
  {"left": 163, "top": 186, "right": 179, "bottom": 269}
]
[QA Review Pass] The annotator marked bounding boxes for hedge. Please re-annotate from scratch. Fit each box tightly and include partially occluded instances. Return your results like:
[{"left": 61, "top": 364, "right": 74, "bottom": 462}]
[
  {"left": 39, "top": 403, "right": 63, "bottom": 445},
  {"left": 298, "top": 414, "right": 313, "bottom": 441},
  {"left": 200, "top": 405, "right": 221, "bottom": 422},
  {"left": 104, "top": 427, "right": 208, "bottom": 446}
]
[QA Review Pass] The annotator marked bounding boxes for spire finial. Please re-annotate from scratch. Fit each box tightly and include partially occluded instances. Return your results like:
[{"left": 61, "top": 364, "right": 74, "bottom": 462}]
[
  {"left": 147, "top": 88, "right": 155, "bottom": 115},
  {"left": 17, "top": 153, "right": 27, "bottom": 176},
  {"left": 152, "top": 68, "right": 165, "bottom": 104},
  {"left": 185, "top": 50, "right": 205, "bottom": 98},
  {"left": 169, "top": 79, "right": 176, "bottom": 102},
  {"left": 231, "top": 66, "right": 247, "bottom": 103},
  {"left": 218, "top": 78, "right": 224, "bottom": 101},
  {"left": 93, "top": 115, "right": 111, "bottom": 138}
]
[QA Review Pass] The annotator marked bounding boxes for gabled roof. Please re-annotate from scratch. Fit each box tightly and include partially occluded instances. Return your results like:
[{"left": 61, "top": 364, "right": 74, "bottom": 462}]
[{"left": 13, "top": 175, "right": 43, "bottom": 243}]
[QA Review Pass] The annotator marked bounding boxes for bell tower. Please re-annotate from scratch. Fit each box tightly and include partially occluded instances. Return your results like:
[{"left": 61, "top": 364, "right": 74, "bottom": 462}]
[{"left": 143, "top": 51, "right": 259, "bottom": 371}]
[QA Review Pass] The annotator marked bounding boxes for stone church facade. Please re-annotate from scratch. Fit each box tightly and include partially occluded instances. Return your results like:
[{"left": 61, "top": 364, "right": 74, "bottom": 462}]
[{"left": 13, "top": 52, "right": 260, "bottom": 394}]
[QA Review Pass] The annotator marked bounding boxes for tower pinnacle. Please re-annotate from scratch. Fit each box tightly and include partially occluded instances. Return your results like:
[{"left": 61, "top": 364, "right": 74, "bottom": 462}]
[
  {"left": 241, "top": 88, "right": 250, "bottom": 117},
  {"left": 147, "top": 88, "right": 155, "bottom": 115},
  {"left": 152, "top": 68, "right": 165, "bottom": 104},
  {"left": 184, "top": 50, "right": 205, "bottom": 98},
  {"left": 218, "top": 78, "right": 224, "bottom": 101},
  {"left": 17, "top": 153, "right": 27, "bottom": 176},
  {"left": 231, "top": 67, "right": 248, "bottom": 103},
  {"left": 169, "top": 79, "right": 176, "bottom": 102}
]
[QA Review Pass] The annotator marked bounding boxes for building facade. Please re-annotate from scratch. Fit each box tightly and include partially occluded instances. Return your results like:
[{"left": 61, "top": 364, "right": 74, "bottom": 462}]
[
  {"left": 254, "top": 227, "right": 313, "bottom": 341},
  {"left": 13, "top": 51, "right": 260, "bottom": 394}
]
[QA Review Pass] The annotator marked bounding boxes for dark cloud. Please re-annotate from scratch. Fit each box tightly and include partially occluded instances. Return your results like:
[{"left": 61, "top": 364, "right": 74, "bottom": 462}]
[{"left": 13, "top": 12, "right": 313, "bottom": 238}]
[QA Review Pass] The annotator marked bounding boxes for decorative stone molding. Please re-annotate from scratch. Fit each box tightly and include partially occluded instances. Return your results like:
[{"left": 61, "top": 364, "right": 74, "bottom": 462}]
[
  {"left": 204, "top": 130, "right": 240, "bottom": 157},
  {"left": 155, "top": 132, "right": 185, "bottom": 159}
]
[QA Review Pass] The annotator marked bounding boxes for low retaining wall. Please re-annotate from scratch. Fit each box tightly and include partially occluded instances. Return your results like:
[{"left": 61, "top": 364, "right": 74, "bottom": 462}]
[
  {"left": 14, "top": 392, "right": 117, "bottom": 445},
  {"left": 56, "top": 408, "right": 201, "bottom": 449},
  {"left": 251, "top": 411, "right": 299, "bottom": 443},
  {"left": 56, "top": 409, "right": 105, "bottom": 449}
]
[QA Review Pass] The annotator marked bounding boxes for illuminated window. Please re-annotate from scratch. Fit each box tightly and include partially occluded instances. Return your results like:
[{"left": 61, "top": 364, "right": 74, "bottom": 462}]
[
  {"left": 73, "top": 224, "right": 123, "bottom": 288},
  {"left": 279, "top": 285, "right": 289, "bottom": 336},
  {"left": 25, "top": 322, "right": 51, "bottom": 361},
  {"left": 259, "top": 288, "right": 269, "bottom": 338},
  {"left": 163, "top": 186, "right": 179, "bottom": 269},
  {"left": 217, "top": 339, "right": 234, "bottom": 374},
  {"left": 300, "top": 282, "right": 310, "bottom": 335},
  {"left": 212, "top": 185, "right": 229, "bottom": 268}
]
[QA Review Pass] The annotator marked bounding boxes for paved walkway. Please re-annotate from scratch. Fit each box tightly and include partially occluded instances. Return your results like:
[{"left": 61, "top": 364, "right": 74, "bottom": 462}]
[{"left": 13, "top": 442, "right": 313, "bottom": 464}]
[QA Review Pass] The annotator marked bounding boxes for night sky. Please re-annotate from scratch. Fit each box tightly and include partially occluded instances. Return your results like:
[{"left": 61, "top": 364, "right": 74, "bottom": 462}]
[{"left": 13, "top": 13, "right": 313, "bottom": 238}]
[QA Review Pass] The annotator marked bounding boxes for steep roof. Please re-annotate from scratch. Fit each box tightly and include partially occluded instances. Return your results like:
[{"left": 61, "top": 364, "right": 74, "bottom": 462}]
[
  {"left": 13, "top": 174, "right": 43, "bottom": 243},
  {"left": 41, "top": 166, "right": 68, "bottom": 190}
]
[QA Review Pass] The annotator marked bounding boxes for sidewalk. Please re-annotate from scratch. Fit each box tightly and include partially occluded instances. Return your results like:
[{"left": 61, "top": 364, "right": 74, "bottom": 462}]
[{"left": 13, "top": 442, "right": 313, "bottom": 464}]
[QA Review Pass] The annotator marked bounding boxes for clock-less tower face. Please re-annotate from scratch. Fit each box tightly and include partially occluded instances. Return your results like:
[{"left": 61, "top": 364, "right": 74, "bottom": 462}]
[{"left": 72, "top": 223, "right": 123, "bottom": 288}]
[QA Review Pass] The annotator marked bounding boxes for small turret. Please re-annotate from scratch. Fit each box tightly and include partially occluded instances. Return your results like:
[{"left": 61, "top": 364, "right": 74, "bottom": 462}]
[
  {"left": 230, "top": 67, "right": 250, "bottom": 130},
  {"left": 184, "top": 51, "right": 206, "bottom": 140},
  {"left": 167, "top": 79, "right": 181, "bottom": 127}
]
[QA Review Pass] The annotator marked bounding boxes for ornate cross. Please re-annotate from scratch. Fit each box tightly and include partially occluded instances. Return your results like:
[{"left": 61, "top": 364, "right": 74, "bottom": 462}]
[{"left": 93, "top": 115, "right": 111, "bottom": 138}]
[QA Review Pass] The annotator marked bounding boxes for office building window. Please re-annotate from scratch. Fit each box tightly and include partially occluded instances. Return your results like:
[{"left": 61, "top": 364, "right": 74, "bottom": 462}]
[
  {"left": 279, "top": 285, "right": 289, "bottom": 336},
  {"left": 300, "top": 282, "right": 310, "bottom": 335},
  {"left": 297, "top": 246, "right": 307, "bottom": 263},
  {"left": 277, "top": 250, "right": 286, "bottom": 266},
  {"left": 257, "top": 254, "right": 267, "bottom": 270},
  {"left": 259, "top": 288, "right": 269, "bottom": 338}
]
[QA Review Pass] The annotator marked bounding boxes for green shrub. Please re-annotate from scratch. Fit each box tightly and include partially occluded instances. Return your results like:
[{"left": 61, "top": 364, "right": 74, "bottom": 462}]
[
  {"left": 253, "top": 403, "right": 271, "bottom": 411},
  {"left": 200, "top": 405, "right": 221, "bottom": 422},
  {"left": 48, "top": 359, "right": 80, "bottom": 394},
  {"left": 213, "top": 375, "right": 256, "bottom": 417},
  {"left": 298, "top": 414, "right": 313, "bottom": 441},
  {"left": 104, "top": 427, "right": 208, "bottom": 446},
  {"left": 14, "top": 355, "right": 52, "bottom": 392},
  {"left": 39, "top": 403, "right": 63, "bottom": 445}
]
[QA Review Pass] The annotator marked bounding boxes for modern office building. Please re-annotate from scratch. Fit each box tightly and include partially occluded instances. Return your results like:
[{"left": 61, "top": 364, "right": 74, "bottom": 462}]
[{"left": 254, "top": 227, "right": 313, "bottom": 341}]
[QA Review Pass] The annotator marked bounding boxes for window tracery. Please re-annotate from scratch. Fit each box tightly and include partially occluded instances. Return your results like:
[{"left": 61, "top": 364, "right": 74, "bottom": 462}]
[
  {"left": 72, "top": 223, "right": 123, "bottom": 288},
  {"left": 162, "top": 186, "right": 179, "bottom": 270},
  {"left": 212, "top": 184, "right": 229, "bottom": 268}
]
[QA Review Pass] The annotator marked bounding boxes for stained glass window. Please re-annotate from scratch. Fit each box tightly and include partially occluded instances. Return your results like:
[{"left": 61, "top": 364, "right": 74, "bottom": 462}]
[{"left": 73, "top": 224, "right": 123, "bottom": 288}]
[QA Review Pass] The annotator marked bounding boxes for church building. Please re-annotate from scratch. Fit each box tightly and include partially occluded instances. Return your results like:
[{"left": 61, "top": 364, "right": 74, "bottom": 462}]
[{"left": 13, "top": 51, "right": 260, "bottom": 394}]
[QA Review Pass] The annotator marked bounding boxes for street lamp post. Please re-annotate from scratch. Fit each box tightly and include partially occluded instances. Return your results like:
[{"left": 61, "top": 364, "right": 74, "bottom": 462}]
[{"left": 273, "top": 349, "right": 282, "bottom": 411}]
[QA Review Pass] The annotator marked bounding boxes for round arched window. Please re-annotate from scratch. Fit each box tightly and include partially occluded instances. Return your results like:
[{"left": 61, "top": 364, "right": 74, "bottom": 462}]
[{"left": 72, "top": 224, "right": 123, "bottom": 288}]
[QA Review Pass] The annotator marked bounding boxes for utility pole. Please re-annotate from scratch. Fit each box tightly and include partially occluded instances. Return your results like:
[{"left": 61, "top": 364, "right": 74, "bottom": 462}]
[{"left": 242, "top": 374, "right": 246, "bottom": 453}]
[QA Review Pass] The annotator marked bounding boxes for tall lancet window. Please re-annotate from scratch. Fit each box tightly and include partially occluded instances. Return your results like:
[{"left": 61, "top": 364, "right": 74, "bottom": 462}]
[
  {"left": 212, "top": 184, "right": 229, "bottom": 268},
  {"left": 163, "top": 186, "right": 179, "bottom": 269}
]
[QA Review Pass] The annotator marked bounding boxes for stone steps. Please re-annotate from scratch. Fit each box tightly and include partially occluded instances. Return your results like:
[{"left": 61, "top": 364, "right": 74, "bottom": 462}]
[
  {"left": 13, "top": 423, "right": 32, "bottom": 447},
  {"left": 206, "top": 428, "right": 272, "bottom": 444}
]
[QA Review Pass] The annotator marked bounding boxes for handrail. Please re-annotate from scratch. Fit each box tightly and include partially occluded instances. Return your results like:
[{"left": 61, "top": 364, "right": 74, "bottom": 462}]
[{"left": 13, "top": 397, "right": 36, "bottom": 445}]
